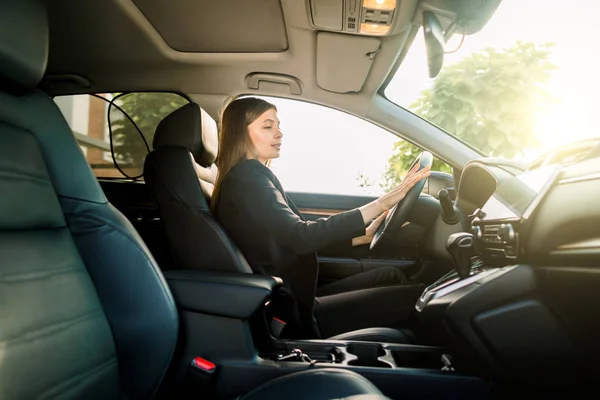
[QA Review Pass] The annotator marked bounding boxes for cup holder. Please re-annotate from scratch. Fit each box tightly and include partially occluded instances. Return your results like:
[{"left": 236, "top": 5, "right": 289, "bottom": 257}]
[{"left": 346, "top": 344, "right": 393, "bottom": 368}]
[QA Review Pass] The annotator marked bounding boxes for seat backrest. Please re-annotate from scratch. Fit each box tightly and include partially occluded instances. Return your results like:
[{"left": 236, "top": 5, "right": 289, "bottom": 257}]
[
  {"left": 144, "top": 103, "right": 253, "bottom": 273},
  {"left": 0, "top": 2, "right": 178, "bottom": 398}
]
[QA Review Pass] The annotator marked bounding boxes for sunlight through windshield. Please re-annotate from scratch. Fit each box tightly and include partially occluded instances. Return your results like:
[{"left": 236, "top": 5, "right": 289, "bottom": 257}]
[{"left": 385, "top": 0, "right": 600, "bottom": 162}]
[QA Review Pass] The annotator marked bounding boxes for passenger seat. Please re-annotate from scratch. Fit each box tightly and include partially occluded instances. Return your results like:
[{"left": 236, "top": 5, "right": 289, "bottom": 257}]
[{"left": 0, "top": 1, "right": 389, "bottom": 399}]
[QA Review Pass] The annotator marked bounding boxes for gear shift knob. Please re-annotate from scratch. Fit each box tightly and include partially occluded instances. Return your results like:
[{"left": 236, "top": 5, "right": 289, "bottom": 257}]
[{"left": 446, "top": 232, "right": 474, "bottom": 279}]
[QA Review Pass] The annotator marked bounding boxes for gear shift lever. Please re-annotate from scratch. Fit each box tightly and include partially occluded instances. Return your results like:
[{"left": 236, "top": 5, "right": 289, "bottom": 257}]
[{"left": 446, "top": 232, "right": 474, "bottom": 279}]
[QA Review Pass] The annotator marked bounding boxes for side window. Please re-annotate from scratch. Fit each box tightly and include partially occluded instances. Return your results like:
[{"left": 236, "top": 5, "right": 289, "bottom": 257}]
[
  {"left": 257, "top": 97, "right": 450, "bottom": 196},
  {"left": 54, "top": 92, "right": 188, "bottom": 179}
]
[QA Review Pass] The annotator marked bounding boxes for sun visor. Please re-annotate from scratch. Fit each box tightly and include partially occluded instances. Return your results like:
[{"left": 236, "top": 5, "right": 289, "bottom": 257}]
[{"left": 316, "top": 32, "right": 380, "bottom": 93}]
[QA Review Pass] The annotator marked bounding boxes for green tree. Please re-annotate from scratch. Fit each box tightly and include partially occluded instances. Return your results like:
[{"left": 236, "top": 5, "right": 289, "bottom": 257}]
[
  {"left": 110, "top": 92, "right": 188, "bottom": 176},
  {"left": 381, "top": 41, "right": 556, "bottom": 191}
]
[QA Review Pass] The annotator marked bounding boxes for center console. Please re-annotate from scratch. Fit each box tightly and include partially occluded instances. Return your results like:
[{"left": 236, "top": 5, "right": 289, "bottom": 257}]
[
  {"left": 416, "top": 164, "right": 562, "bottom": 321},
  {"left": 412, "top": 162, "right": 586, "bottom": 392},
  {"left": 254, "top": 338, "right": 489, "bottom": 399},
  {"left": 261, "top": 339, "right": 450, "bottom": 371},
  {"left": 163, "top": 269, "right": 491, "bottom": 399}
]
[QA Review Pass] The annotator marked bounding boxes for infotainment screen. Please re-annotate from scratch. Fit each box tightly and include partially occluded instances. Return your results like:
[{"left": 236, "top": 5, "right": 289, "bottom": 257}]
[{"left": 479, "top": 164, "right": 561, "bottom": 221}]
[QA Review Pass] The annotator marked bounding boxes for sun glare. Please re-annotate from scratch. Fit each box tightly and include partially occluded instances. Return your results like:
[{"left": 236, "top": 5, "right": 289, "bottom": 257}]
[{"left": 386, "top": 0, "right": 600, "bottom": 162}]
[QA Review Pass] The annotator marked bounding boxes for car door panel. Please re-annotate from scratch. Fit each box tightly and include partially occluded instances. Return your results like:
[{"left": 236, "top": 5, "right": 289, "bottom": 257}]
[{"left": 290, "top": 192, "right": 375, "bottom": 216}]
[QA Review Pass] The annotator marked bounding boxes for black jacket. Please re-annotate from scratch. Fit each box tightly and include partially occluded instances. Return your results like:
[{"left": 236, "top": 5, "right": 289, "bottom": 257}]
[{"left": 214, "top": 159, "right": 365, "bottom": 333}]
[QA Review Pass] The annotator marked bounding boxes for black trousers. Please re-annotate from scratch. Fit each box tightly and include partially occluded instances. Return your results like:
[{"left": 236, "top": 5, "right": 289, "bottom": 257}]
[
  {"left": 314, "top": 266, "right": 424, "bottom": 338},
  {"left": 316, "top": 265, "right": 409, "bottom": 297}
]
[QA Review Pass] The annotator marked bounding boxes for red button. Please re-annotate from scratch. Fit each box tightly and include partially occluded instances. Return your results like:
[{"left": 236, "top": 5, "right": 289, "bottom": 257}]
[{"left": 193, "top": 357, "right": 215, "bottom": 372}]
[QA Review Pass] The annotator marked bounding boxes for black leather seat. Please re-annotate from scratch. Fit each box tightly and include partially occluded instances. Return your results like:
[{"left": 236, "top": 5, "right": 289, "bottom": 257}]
[
  {"left": 144, "top": 102, "right": 418, "bottom": 344},
  {"left": 0, "top": 1, "right": 388, "bottom": 399}
]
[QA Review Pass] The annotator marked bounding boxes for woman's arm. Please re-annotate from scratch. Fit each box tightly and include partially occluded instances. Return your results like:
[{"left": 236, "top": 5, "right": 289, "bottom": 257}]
[
  {"left": 235, "top": 162, "right": 430, "bottom": 254},
  {"left": 237, "top": 170, "right": 366, "bottom": 255}
]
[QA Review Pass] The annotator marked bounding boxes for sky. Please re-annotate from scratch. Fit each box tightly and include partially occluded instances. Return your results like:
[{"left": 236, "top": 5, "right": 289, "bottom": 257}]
[{"left": 266, "top": 0, "right": 600, "bottom": 196}]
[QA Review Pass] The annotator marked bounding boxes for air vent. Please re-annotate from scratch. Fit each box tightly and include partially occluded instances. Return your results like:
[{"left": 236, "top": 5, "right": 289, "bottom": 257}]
[{"left": 483, "top": 225, "right": 500, "bottom": 234}]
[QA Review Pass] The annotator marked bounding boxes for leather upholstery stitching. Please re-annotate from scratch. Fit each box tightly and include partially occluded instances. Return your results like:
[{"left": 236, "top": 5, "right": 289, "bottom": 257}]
[
  {"left": 0, "top": 169, "right": 51, "bottom": 185},
  {"left": 0, "top": 266, "right": 81, "bottom": 283},
  {"left": 38, "top": 356, "right": 118, "bottom": 399},
  {"left": 1, "top": 308, "right": 103, "bottom": 345},
  {"left": 0, "top": 165, "right": 47, "bottom": 180},
  {"left": 58, "top": 194, "right": 107, "bottom": 205}
]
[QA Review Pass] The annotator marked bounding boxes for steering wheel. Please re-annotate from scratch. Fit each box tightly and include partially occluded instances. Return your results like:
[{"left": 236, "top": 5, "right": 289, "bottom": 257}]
[{"left": 370, "top": 151, "right": 433, "bottom": 251}]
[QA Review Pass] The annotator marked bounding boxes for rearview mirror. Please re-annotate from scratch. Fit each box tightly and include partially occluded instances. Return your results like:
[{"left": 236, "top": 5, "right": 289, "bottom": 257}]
[{"left": 423, "top": 11, "right": 445, "bottom": 78}]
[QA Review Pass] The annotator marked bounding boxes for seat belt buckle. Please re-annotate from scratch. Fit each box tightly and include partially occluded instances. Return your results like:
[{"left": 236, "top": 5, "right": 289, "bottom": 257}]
[
  {"left": 184, "top": 356, "right": 217, "bottom": 394},
  {"left": 190, "top": 357, "right": 216, "bottom": 375},
  {"left": 271, "top": 317, "right": 287, "bottom": 338}
]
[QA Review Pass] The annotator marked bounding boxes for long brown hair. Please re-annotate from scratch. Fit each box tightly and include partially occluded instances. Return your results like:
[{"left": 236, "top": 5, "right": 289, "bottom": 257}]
[{"left": 211, "top": 97, "right": 277, "bottom": 212}]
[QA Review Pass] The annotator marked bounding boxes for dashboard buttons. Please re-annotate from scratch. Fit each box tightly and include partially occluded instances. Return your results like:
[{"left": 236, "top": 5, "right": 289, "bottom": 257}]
[{"left": 471, "top": 221, "right": 519, "bottom": 265}]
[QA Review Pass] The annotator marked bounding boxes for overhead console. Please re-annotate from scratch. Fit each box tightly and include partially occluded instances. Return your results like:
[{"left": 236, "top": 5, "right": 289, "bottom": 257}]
[
  {"left": 310, "top": 0, "right": 397, "bottom": 36},
  {"left": 308, "top": 0, "right": 502, "bottom": 37}
]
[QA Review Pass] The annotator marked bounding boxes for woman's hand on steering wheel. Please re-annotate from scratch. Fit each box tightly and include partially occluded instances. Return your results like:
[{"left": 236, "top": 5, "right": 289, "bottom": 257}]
[
  {"left": 368, "top": 152, "right": 433, "bottom": 251},
  {"left": 377, "top": 163, "right": 431, "bottom": 212},
  {"left": 357, "top": 152, "right": 432, "bottom": 251}
]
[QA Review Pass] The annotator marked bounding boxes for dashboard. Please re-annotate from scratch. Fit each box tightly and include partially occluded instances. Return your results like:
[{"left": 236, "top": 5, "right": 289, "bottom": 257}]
[
  {"left": 454, "top": 145, "right": 600, "bottom": 266},
  {"left": 416, "top": 142, "right": 600, "bottom": 391}
]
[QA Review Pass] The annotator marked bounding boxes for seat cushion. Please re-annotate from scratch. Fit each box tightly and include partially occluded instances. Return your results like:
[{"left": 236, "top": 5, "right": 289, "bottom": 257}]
[
  {"left": 239, "top": 369, "right": 389, "bottom": 400},
  {"left": 315, "top": 284, "right": 424, "bottom": 339},
  {"left": 328, "top": 327, "right": 418, "bottom": 344}
]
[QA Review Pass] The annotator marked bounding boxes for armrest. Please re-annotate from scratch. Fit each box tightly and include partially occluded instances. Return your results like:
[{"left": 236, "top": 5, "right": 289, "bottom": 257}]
[{"left": 164, "top": 270, "right": 283, "bottom": 319}]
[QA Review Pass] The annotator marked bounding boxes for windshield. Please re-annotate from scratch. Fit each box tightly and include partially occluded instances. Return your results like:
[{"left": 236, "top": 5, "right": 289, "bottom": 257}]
[{"left": 385, "top": 0, "right": 600, "bottom": 161}]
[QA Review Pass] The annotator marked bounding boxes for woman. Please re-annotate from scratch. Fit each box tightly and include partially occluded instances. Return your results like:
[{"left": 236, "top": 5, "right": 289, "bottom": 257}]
[{"left": 213, "top": 97, "right": 430, "bottom": 336}]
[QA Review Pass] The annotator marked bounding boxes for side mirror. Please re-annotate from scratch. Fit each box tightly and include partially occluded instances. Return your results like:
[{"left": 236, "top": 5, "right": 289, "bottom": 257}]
[{"left": 423, "top": 11, "right": 445, "bottom": 78}]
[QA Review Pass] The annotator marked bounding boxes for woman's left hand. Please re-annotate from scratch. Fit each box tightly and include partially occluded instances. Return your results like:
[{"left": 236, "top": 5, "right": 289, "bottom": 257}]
[{"left": 352, "top": 210, "right": 388, "bottom": 247}]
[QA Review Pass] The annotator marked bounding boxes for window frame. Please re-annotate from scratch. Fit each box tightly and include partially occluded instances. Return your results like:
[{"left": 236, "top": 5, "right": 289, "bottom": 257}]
[{"left": 244, "top": 94, "right": 454, "bottom": 197}]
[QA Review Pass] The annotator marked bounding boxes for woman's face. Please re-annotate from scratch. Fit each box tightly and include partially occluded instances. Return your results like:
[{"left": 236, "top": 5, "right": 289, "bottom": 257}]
[{"left": 247, "top": 108, "right": 283, "bottom": 163}]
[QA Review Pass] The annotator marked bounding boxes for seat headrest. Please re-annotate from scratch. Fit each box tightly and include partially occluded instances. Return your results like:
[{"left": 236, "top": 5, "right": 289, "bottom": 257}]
[
  {"left": 0, "top": 0, "right": 49, "bottom": 94},
  {"left": 153, "top": 102, "right": 218, "bottom": 167}
]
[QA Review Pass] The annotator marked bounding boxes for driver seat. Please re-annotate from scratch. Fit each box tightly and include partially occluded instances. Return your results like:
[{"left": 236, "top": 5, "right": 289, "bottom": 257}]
[{"left": 144, "top": 102, "right": 420, "bottom": 343}]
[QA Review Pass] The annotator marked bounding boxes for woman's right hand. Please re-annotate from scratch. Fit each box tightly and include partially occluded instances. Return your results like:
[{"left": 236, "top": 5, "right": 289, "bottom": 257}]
[{"left": 358, "top": 163, "right": 431, "bottom": 224}]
